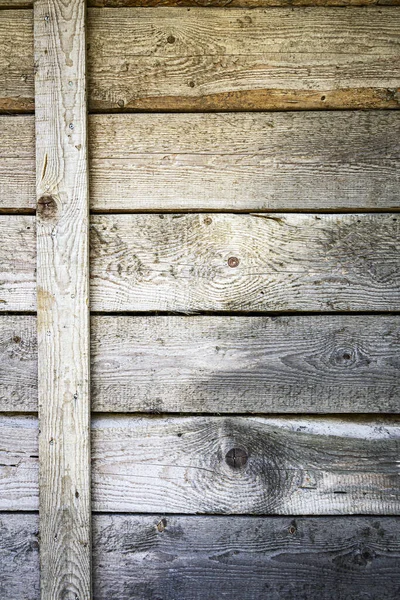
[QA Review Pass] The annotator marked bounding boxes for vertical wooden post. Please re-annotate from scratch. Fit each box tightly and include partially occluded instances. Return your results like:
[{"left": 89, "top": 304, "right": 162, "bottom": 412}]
[{"left": 34, "top": 1, "right": 91, "bottom": 598}]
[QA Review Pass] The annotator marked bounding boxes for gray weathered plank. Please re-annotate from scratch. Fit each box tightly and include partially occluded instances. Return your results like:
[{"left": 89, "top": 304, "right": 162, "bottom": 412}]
[
  {"left": 87, "top": 7, "right": 400, "bottom": 111},
  {"left": 1, "top": 213, "right": 399, "bottom": 312},
  {"left": 1, "top": 8, "right": 400, "bottom": 112},
  {"left": 2, "top": 513, "right": 400, "bottom": 600},
  {"left": 2, "top": 111, "right": 400, "bottom": 212},
  {"left": 0, "top": 116, "right": 35, "bottom": 213},
  {"left": 89, "top": 112, "right": 400, "bottom": 211},
  {"left": 90, "top": 315, "right": 400, "bottom": 413},
  {"left": 34, "top": 0, "right": 91, "bottom": 598},
  {"left": 89, "top": 213, "right": 400, "bottom": 313},
  {"left": 1, "top": 415, "right": 399, "bottom": 514},
  {"left": 0, "top": 216, "right": 36, "bottom": 311},
  {"left": 0, "top": 316, "right": 37, "bottom": 412},
  {"left": 1, "top": 315, "right": 399, "bottom": 413}
]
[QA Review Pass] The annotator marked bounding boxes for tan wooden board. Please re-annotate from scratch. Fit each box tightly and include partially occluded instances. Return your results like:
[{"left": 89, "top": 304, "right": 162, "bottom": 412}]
[
  {"left": 2, "top": 112, "right": 400, "bottom": 212},
  {"left": 1, "top": 314, "right": 399, "bottom": 413},
  {"left": 1, "top": 8, "right": 400, "bottom": 112},
  {"left": 0, "top": 414, "right": 399, "bottom": 513},
  {"left": 2, "top": 513, "right": 400, "bottom": 600}
]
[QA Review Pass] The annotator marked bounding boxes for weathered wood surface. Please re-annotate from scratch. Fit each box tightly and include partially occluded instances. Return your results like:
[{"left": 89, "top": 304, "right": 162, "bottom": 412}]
[
  {"left": 90, "top": 213, "right": 400, "bottom": 313},
  {"left": 2, "top": 315, "right": 399, "bottom": 413},
  {"left": 1, "top": 415, "right": 399, "bottom": 514},
  {"left": 2, "top": 514, "right": 400, "bottom": 600},
  {"left": 0, "top": 116, "right": 35, "bottom": 213},
  {"left": 0, "top": 316, "right": 37, "bottom": 412},
  {"left": 91, "top": 315, "right": 400, "bottom": 413},
  {"left": 0, "top": 9, "right": 33, "bottom": 113},
  {"left": 3, "top": 0, "right": 400, "bottom": 7},
  {"left": 34, "top": 0, "right": 91, "bottom": 598},
  {"left": 1, "top": 213, "right": 399, "bottom": 312},
  {"left": 87, "top": 7, "right": 400, "bottom": 111},
  {"left": 3, "top": 111, "right": 400, "bottom": 212},
  {"left": 90, "top": 112, "right": 400, "bottom": 211},
  {"left": 0, "top": 216, "right": 36, "bottom": 311},
  {"left": 1, "top": 8, "right": 400, "bottom": 112}
]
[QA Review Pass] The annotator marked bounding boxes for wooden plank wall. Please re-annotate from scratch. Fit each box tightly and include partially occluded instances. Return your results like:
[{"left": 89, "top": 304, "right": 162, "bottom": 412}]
[{"left": 0, "top": 0, "right": 399, "bottom": 597}]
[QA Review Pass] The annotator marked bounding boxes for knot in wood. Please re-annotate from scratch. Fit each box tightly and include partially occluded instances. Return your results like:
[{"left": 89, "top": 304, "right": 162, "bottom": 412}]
[
  {"left": 225, "top": 447, "right": 248, "bottom": 470},
  {"left": 228, "top": 256, "right": 240, "bottom": 268},
  {"left": 37, "top": 194, "right": 58, "bottom": 220}
]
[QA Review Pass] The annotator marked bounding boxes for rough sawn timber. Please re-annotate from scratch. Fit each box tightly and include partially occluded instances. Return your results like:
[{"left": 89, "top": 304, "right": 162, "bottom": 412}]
[
  {"left": 2, "top": 111, "right": 400, "bottom": 212},
  {"left": 89, "top": 112, "right": 400, "bottom": 212},
  {"left": 34, "top": 0, "right": 91, "bottom": 598},
  {"left": 89, "top": 213, "right": 400, "bottom": 313},
  {"left": 0, "top": 415, "right": 399, "bottom": 514},
  {"left": 1, "top": 213, "right": 399, "bottom": 312},
  {"left": 1, "top": 314, "right": 399, "bottom": 413},
  {"left": 1, "top": 8, "right": 400, "bottom": 112},
  {"left": 2, "top": 513, "right": 400, "bottom": 600}
]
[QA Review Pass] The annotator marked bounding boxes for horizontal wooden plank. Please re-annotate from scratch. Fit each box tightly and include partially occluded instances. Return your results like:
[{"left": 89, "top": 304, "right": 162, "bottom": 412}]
[
  {"left": 0, "top": 10, "right": 33, "bottom": 112},
  {"left": 0, "top": 415, "right": 399, "bottom": 513},
  {"left": 89, "top": 213, "right": 400, "bottom": 313},
  {"left": 0, "top": 116, "right": 35, "bottom": 212},
  {"left": 90, "top": 315, "right": 400, "bottom": 413},
  {"left": 3, "top": 112, "right": 400, "bottom": 212},
  {"left": 90, "top": 112, "right": 400, "bottom": 211},
  {"left": 1, "top": 213, "right": 399, "bottom": 312},
  {"left": 1, "top": 8, "right": 400, "bottom": 112},
  {"left": 3, "top": 0, "right": 400, "bottom": 7},
  {"left": 0, "top": 216, "right": 36, "bottom": 311},
  {"left": 87, "top": 6, "right": 400, "bottom": 111},
  {"left": 2, "top": 513, "right": 400, "bottom": 600},
  {"left": 89, "top": 0, "right": 400, "bottom": 5},
  {"left": 0, "top": 316, "right": 37, "bottom": 411},
  {"left": 2, "top": 315, "right": 399, "bottom": 413}
]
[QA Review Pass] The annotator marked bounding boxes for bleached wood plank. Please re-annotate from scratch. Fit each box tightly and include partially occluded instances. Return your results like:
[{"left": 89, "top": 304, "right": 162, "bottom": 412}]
[
  {"left": 87, "top": 7, "right": 400, "bottom": 111},
  {"left": 34, "top": 0, "right": 91, "bottom": 598},
  {"left": 2, "top": 111, "right": 400, "bottom": 212},
  {"left": 1, "top": 315, "right": 399, "bottom": 413},
  {"left": 1, "top": 8, "right": 400, "bottom": 112},
  {"left": 0, "top": 415, "right": 399, "bottom": 514},
  {"left": 89, "top": 213, "right": 400, "bottom": 313},
  {"left": 89, "top": 112, "right": 400, "bottom": 211},
  {"left": 1, "top": 213, "right": 399, "bottom": 312},
  {"left": 2, "top": 513, "right": 400, "bottom": 600}
]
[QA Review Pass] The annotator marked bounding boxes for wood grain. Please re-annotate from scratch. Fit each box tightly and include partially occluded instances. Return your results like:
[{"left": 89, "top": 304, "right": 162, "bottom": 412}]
[
  {"left": 89, "top": 213, "right": 400, "bottom": 313},
  {"left": 0, "top": 216, "right": 36, "bottom": 311},
  {"left": 90, "top": 315, "right": 400, "bottom": 413},
  {"left": 0, "top": 315, "right": 37, "bottom": 412},
  {"left": 87, "top": 7, "right": 400, "bottom": 111},
  {"left": 89, "top": 112, "right": 400, "bottom": 211},
  {"left": 2, "top": 314, "right": 399, "bottom": 413},
  {"left": 0, "top": 415, "right": 399, "bottom": 514},
  {"left": 1, "top": 8, "right": 400, "bottom": 112},
  {"left": 34, "top": 0, "right": 91, "bottom": 598},
  {"left": 0, "top": 115, "right": 35, "bottom": 213},
  {"left": 3, "top": 111, "right": 400, "bottom": 212},
  {"left": 2, "top": 513, "right": 400, "bottom": 600},
  {"left": 0, "top": 9, "right": 33, "bottom": 112},
  {"left": 1, "top": 213, "right": 399, "bottom": 313},
  {"left": 2, "top": 0, "right": 400, "bottom": 6}
]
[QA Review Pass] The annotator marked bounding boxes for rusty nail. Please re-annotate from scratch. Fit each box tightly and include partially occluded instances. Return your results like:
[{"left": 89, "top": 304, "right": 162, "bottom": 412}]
[{"left": 228, "top": 257, "right": 239, "bottom": 268}]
